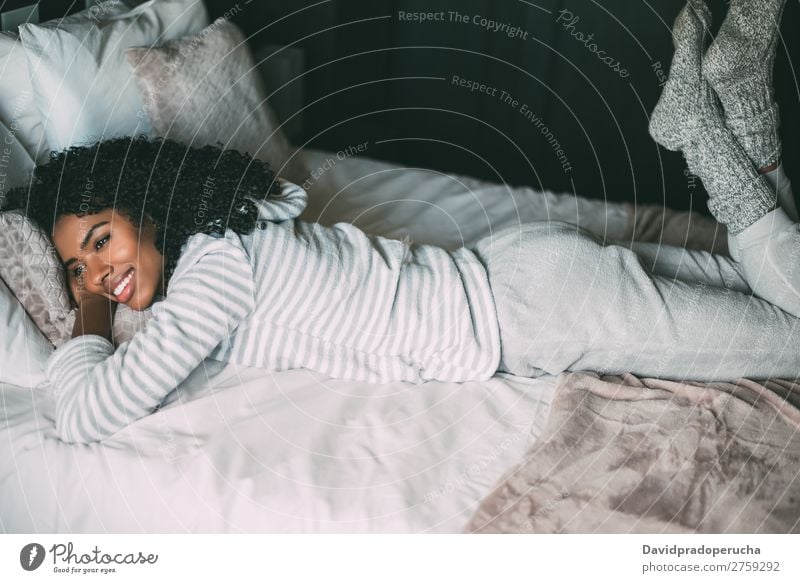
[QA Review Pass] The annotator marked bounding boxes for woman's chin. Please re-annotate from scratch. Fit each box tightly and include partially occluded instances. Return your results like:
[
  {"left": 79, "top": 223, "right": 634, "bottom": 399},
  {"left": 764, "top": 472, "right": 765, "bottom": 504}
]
[{"left": 124, "top": 291, "right": 154, "bottom": 312}]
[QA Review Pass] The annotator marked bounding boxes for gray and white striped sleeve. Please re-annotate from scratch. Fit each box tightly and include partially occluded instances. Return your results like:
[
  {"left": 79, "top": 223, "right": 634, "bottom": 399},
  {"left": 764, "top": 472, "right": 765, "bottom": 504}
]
[
  {"left": 45, "top": 234, "right": 255, "bottom": 444},
  {"left": 247, "top": 178, "right": 308, "bottom": 222}
]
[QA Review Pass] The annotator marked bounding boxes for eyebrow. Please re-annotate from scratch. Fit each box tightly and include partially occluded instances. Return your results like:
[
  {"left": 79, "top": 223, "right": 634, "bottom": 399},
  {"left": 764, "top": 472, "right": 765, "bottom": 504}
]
[{"left": 63, "top": 221, "right": 110, "bottom": 268}]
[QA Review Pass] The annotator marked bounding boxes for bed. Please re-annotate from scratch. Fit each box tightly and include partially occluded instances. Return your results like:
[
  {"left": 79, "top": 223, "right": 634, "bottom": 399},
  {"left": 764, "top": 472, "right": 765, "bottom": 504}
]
[
  {"left": 2, "top": 0, "right": 798, "bottom": 535},
  {"left": 5, "top": 147, "right": 796, "bottom": 534},
  {"left": 0, "top": 147, "right": 604, "bottom": 533}
]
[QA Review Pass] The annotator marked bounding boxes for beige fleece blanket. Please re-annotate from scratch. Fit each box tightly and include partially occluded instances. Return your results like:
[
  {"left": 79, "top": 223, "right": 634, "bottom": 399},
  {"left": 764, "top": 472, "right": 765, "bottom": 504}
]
[{"left": 465, "top": 372, "right": 800, "bottom": 533}]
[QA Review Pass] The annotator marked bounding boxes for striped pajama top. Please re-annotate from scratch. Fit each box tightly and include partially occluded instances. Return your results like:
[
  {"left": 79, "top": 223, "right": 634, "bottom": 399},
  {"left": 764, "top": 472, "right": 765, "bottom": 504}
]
[{"left": 45, "top": 179, "right": 501, "bottom": 444}]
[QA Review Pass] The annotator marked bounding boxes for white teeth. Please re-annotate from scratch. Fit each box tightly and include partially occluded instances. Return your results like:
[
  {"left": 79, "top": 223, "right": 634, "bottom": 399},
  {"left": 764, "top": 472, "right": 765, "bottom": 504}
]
[{"left": 113, "top": 270, "right": 133, "bottom": 297}]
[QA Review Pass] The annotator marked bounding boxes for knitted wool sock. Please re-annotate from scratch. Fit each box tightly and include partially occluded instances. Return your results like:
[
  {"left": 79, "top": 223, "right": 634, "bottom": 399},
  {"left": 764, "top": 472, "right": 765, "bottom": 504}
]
[
  {"left": 650, "top": 0, "right": 777, "bottom": 235},
  {"left": 684, "top": 125, "right": 777, "bottom": 235},
  {"left": 649, "top": 1, "right": 717, "bottom": 152},
  {"left": 702, "top": 0, "right": 786, "bottom": 170}
]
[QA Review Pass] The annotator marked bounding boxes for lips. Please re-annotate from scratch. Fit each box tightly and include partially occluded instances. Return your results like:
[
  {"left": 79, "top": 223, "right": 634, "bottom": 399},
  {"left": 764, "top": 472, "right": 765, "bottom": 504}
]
[{"left": 109, "top": 268, "right": 135, "bottom": 302}]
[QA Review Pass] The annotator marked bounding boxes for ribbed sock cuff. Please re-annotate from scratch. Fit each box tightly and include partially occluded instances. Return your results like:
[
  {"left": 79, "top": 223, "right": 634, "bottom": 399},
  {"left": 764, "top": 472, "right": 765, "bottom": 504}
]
[
  {"left": 686, "top": 124, "right": 778, "bottom": 235},
  {"left": 708, "top": 194, "right": 776, "bottom": 235},
  {"left": 726, "top": 105, "right": 782, "bottom": 169},
  {"left": 715, "top": 76, "right": 775, "bottom": 121}
]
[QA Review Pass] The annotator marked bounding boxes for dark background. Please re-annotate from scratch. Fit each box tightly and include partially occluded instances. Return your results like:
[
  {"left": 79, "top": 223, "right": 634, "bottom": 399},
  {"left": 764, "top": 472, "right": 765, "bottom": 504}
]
[
  {"left": 215, "top": 0, "right": 800, "bottom": 214},
  {"left": 6, "top": 0, "right": 800, "bottom": 214}
]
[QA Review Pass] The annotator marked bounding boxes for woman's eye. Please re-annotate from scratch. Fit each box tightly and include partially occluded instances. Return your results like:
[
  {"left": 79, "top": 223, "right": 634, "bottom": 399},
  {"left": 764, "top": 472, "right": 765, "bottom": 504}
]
[
  {"left": 72, "top": 265, "right": 86, "bottom": 278},
  {"left": 95, "top": 234, "right": 110, "bottom": 250}
]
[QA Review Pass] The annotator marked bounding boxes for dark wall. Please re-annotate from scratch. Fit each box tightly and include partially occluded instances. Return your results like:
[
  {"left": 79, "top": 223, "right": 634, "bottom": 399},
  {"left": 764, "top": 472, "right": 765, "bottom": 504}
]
[
  {"left": 209, "top": 0, "right": 800, "bottom": 215},
  {"left": 19, "top": 0, "right": 799, "bottom": 213},
  {"left": 2, "top": 0, "right": 92, "bottom": 21}
]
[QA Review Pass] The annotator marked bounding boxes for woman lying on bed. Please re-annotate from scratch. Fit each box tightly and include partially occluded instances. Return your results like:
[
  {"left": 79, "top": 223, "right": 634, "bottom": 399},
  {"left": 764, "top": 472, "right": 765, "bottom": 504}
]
[{"left": 8, "top": 0, "right": 800, "bottom": 444}]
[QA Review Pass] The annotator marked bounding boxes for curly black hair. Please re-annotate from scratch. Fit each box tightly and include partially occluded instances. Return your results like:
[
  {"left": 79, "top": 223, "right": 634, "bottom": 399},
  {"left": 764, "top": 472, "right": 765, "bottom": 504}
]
[{"left": 6, "top": 136, "right": 281, "bottom": 287}]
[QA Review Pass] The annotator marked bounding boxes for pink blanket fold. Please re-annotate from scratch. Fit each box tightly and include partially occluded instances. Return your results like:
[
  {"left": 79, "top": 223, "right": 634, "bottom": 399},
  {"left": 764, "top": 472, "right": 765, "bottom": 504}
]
[{"left": 465, "top": 372, "right": 800, "bottom": 533}]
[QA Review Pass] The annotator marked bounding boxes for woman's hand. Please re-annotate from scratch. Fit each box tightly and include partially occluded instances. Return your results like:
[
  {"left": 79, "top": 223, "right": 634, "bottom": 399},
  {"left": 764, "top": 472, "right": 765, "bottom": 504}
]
[{"left": 69, "top": 275, "right": 116, "bottom": 341}]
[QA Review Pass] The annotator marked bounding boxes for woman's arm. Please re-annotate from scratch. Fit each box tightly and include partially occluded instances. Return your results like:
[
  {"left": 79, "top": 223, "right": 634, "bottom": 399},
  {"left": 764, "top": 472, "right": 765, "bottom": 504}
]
[
  {"left": 46, "top": 234, "right": 255, "bottom": 444},
  {"left": 247, "top": 178, "right": 308, "bottom": 222}
]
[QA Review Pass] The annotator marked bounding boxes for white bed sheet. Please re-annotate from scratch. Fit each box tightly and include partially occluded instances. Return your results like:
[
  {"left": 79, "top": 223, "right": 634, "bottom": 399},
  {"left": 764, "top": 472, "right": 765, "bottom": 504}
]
[
  {"left": 1, "top": 149, "right": 629, "bottom": 533},
  {"left": 1, "top": 364, "right": 554, "bottom": 533}
]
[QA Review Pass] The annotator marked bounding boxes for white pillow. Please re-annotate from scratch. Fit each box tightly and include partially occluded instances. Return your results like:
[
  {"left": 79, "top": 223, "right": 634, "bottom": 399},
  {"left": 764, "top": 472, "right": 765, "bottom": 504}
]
[
  {"left": 0, "top": 118, "right": 35, "bottom": 206},
  {"left": 0, "top": 1, "right": 133, "bottom": 162},
  {"left": 0, "top": 277, "right": 52, "bottom": 389},
  {"left": 0, "top": 31, "right": 47, "bottom": 163},
  {"left": 19, "top": 0, "right": 209, "bottom": 151}
]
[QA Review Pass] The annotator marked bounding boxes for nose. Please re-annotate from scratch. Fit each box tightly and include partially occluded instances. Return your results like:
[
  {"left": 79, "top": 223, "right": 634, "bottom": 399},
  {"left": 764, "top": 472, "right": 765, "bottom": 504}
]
[{"left": 86, "top": 254, "right": 113, "bottom": 291}]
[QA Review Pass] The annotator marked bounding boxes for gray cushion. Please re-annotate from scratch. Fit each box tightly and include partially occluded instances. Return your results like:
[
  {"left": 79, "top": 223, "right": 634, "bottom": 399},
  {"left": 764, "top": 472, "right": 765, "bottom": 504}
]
[{"left": 126, "top": 17, "right": 309, "bottom": 185}]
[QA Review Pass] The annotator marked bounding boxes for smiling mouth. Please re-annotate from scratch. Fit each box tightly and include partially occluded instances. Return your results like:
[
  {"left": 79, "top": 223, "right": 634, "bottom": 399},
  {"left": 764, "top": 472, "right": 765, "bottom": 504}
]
[{"left": 111, "top": 268, "right": 135, "bottom": 302}]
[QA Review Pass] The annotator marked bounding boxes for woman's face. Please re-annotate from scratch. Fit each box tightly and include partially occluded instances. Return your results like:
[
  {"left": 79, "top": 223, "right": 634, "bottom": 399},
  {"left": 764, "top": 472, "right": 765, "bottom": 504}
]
[{"left": 52, "top": 209, "right": 164, "bottom": 312}]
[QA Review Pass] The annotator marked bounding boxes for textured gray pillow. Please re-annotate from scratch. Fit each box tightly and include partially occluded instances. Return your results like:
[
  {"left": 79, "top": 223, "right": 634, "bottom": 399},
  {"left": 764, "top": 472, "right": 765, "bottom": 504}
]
[
  {"left": 0, "top": 211, "right": 75, "bottom": 347},
  {"left": 126, "top": 17, "right": 309, "bottom": 184}
]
